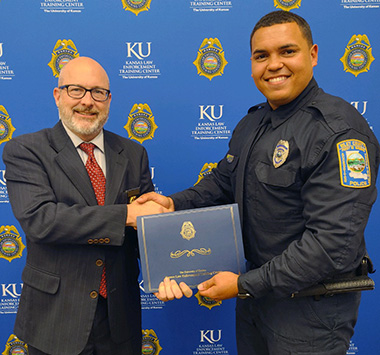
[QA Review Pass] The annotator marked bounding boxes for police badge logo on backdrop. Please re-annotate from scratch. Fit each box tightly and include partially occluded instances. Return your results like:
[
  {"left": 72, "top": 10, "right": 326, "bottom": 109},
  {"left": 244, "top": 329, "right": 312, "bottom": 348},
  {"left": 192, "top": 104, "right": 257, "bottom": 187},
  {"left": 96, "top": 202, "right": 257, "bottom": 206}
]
[
  {"left": 0, "top": 225, "right": 25, "bottom": 262},
  {"left": 340, "top": 34, "right": 375, "bottom": 77},
  {"left": 2, "top": 335, "right": 28, "bottom": 355},
  {"left": 195, "top": 291, "right": 222, "bottom": 310},
  {"left": 124, "top": 103, "right": 158, "bottom": 144},
  {"left": 193, "top": 38, "right": 228, "bottom": 81},
  {"left": 121, "top": 0, "right": 152, "bottom": 15},
  {"left": 0, "top": 105, "right": 15, "bottom": 146},
  {"left": 142, "top": 329, "right": 162, "bottom": 355},
  {"left": 274, "top": 0, "right": 302, "bottom": 11},
  {"left": 48, "top": 39, "right": 80, "bottom": 77},
  {"left": 195, "top": 163, "right": 218, "bottom": 185}
]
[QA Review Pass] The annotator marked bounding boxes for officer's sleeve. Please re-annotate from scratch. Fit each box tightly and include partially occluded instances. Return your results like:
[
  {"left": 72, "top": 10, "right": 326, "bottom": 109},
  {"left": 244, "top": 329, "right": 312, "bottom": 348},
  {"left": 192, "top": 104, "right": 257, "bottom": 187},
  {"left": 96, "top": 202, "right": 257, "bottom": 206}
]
[{"left": 239, "top": 129, "right": 379, "bottom": 299}]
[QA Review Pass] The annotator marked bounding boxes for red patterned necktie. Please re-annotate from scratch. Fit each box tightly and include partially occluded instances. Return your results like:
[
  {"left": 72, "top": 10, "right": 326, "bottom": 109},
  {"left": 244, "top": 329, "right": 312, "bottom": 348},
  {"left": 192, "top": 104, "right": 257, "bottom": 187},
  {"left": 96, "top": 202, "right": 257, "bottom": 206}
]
[{"left": 79, "top": 142, "right": 107, "bottom": 298}]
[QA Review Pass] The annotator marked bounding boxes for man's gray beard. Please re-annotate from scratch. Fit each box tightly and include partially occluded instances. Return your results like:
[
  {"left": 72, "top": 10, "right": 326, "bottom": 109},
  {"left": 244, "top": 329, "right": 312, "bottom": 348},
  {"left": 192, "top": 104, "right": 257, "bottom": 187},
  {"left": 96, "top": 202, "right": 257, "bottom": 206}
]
[{"left": 58, "top": 105, "right": 109, "bottom": 138}]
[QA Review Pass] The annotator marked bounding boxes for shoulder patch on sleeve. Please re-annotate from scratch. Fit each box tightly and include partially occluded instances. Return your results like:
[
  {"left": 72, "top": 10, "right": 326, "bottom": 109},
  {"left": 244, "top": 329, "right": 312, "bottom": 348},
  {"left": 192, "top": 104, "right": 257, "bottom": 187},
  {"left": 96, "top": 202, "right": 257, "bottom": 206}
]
[{"left": 337, "top": 139, "right": 371, "bottom": 188}]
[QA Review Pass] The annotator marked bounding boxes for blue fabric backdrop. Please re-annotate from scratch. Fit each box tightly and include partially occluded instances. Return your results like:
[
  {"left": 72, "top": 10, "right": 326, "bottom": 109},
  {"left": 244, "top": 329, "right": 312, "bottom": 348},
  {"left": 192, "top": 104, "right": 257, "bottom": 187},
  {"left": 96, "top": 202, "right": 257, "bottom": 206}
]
[{"left": 0, "top": 1, "right": 379, "bottom": 354}]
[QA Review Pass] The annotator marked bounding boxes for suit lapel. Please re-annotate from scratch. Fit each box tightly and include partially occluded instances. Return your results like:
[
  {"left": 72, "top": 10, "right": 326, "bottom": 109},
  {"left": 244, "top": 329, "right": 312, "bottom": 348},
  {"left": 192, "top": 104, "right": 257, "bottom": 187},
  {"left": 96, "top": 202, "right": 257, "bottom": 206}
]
[
  {"left": 104, "top": 131, "right": 129, "bottom": 205},
  {"left": 49, "top": 121, "right": 98, "bottom": 206}
]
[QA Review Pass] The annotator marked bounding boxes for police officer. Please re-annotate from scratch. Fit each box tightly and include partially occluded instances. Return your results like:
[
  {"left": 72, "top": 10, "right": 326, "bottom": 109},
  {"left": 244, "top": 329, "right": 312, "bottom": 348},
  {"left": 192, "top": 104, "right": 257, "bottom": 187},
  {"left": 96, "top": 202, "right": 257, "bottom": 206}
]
[{"left": 138, "top": 11, "right": 380, "bottom": 355}]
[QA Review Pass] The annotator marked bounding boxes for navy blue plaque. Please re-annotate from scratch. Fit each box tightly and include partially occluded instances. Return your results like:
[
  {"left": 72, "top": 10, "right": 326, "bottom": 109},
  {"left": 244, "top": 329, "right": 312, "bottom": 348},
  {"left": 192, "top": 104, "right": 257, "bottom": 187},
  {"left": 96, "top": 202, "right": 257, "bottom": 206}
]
[{"left": 137, "top": 204, "right": 245, "bottom": 293}]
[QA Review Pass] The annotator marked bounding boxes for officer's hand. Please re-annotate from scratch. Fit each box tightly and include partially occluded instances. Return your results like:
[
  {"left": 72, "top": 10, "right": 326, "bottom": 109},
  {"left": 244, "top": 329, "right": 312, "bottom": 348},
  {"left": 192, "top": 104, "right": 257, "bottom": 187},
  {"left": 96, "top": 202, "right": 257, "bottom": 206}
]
[{"left": 197, "top": 272, "right": 239, "bottom": 301}]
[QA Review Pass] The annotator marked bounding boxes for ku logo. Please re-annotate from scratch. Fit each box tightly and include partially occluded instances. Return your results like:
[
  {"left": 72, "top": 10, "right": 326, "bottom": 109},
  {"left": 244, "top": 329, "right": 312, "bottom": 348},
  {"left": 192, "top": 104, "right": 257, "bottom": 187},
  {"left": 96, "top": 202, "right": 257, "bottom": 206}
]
[
  {"left": 150, "top": 167, "right": 155, "bottom": 179},
  {"left": 0, "top": 170, "right": 6, "bottom": 186},
  {"left": 2, "top": 283, "right": 23, "bottom": 298},
  {"left": 200, "top": 330, "right": 222, "bottom": 344},
  {"left": 126, "top": 42, "right": 151, "bottom": 60},
  {"left": 199, "top": 105, "right": 223, "bottom": 122},
  {"left": 351, "top": 101, "right": 368, "bottom": 116},
  {"left": 0, "top": 43, "right": 3, "bottom": 57}
]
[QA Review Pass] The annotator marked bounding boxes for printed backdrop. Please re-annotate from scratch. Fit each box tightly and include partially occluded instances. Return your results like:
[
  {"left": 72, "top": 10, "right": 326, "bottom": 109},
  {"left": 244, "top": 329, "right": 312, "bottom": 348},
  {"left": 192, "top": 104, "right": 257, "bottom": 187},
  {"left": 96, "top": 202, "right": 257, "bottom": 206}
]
[{"left": 0, "top": 1, "right": 379, "bottom": 354}]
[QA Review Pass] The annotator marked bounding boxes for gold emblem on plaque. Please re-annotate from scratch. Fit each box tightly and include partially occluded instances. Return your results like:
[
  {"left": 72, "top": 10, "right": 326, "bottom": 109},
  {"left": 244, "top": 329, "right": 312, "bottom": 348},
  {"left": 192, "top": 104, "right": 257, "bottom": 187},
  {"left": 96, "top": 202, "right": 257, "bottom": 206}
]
[{"left": 180, "top": 221, "right": 196, "bottom": 240}]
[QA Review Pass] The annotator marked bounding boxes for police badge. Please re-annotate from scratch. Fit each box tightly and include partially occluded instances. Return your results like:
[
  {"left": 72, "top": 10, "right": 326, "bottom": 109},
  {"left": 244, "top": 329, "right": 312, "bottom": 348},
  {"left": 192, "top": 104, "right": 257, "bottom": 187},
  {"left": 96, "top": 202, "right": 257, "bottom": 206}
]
[
  {"left": 121, "top": 0, "right": 152, "bottom": 15},
  {"left": 180, "top": 221, "right": 196, "bottom": 240},
  {"left": 195, "top": 291, "right": 222, "bottom": 310},
  {"left": 193, "top": 38, "right": 228, "bottom": 81},
  {"left": 2, "top": 334, "right": 28, "bottom": 355},
  {"left": 273, "top": 140, "right": 289, "bottom": 168},
  {"left": 48, "top": 39, "right": 79, "bottom": 77},
  {"left": 0, "top": 105, "right": 15, "bottom": 146},
  {"left": 340, "top": 34, "right": 375, "bottom": 77},
  {"left": 274, "top": 0, "right": 302, "bottom": 11},
  {"left": 195, "top": 162, "right": 218, "bottom": 185},
  {"left": 0, "top": 225, "right": 25, "bottom": 262},
  {"left": 124, "top": 103, "right": 158, "bottom": 144},
  {"left": 142, "top": 329, "right": 162, "bottom": 355}
]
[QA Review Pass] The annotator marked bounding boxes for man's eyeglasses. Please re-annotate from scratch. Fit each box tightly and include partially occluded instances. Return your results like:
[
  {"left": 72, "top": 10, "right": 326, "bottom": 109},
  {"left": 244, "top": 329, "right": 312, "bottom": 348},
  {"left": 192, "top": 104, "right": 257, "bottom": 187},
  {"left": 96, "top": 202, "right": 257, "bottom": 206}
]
[{"left": 59, "top": 85, "right": 110, "bottom": 102}]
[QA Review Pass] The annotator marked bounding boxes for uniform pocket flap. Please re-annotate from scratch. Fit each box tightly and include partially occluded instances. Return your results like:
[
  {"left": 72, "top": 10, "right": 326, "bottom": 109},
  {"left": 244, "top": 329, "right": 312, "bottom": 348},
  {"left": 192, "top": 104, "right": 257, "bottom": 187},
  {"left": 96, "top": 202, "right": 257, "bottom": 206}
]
[
  {"left": 22, "top": 264, "right": 60, "bottom": 295},
  {"left": 255, "top": 161, "right": 296, "bottom": 187}
]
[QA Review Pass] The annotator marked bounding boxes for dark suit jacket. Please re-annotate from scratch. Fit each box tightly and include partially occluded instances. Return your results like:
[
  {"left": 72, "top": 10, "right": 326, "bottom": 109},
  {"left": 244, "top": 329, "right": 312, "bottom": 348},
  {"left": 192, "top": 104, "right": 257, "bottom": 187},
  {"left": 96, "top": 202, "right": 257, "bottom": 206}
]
[{"left": 2, "top": 121, "right": 154, "bottom": 355}]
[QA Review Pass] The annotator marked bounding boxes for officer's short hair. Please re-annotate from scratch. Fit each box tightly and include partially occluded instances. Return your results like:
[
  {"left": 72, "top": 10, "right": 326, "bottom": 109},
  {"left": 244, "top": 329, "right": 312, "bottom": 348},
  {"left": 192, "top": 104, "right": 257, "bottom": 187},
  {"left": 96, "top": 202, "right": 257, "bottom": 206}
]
[{"left": 250, "top": 11, "right": 314, "bottom": 51}]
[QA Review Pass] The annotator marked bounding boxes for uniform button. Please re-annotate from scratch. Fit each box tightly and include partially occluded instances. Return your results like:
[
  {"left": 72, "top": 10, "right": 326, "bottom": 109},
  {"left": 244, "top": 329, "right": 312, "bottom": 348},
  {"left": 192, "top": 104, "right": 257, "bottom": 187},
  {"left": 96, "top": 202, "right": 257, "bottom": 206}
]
[
  {"left": 93, "top": 239, "right": 99, "bottom": 244},
  {"left": 88, "top": 239, "right": 93, "bottom": 244},
  {"left": 99, "top": 238, "right": 105, "bottom": 244},
  {"left": 90, "top": 291, "right": 98, "bottom": 299},
  {"left": 104, "top": 238, "right": 110, "bottom": 244},
  {"left": 96, "top": 259, "right": 104, "bottom": 267}
]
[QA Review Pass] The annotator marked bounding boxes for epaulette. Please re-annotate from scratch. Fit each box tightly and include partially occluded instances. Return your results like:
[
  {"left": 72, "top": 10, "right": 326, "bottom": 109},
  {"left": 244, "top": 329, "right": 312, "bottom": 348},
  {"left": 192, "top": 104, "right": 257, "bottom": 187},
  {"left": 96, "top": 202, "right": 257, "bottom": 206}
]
[
  {"left": 248, "top": 102, "right": 266, "bottom": 114},
  {"left": 305, "top": 99, "right": 350, "bottom": 134}
]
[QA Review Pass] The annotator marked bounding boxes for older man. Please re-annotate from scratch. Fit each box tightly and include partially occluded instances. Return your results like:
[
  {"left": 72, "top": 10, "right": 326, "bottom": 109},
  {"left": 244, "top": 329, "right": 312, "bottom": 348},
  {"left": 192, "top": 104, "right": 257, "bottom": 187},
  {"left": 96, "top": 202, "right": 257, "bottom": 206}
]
[{"left": 3, "top": 57, "right": 165, "bottom": 355}]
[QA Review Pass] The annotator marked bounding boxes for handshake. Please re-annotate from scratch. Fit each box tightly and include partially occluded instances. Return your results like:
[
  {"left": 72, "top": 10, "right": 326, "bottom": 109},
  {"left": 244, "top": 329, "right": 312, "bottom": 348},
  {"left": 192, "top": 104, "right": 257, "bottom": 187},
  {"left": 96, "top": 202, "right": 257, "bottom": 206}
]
[{"left": 125, "top": 191, "right": 175, "bottom": 228}]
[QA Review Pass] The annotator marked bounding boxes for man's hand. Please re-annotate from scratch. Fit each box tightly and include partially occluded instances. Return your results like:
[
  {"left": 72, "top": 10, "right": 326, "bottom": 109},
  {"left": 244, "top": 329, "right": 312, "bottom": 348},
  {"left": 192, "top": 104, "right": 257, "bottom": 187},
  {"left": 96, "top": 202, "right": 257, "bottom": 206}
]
[
  {"left": 126, "top": 200, "right": 169, "bottom": 227},
  {"left": 136, "top": 192, "right": 175, "bottom": 212},
  {"left": 197, "top": 272, "right": 239, "bottom": 301},
  {"left": 154, "top": 277, "right": 193, "bottom": 302}
]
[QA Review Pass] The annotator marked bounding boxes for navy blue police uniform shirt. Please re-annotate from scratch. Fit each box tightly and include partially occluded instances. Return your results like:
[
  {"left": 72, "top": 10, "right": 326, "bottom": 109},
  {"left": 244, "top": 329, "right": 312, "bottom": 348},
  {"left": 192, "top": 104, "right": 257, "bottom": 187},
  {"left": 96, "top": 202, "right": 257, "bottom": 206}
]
[{"left": 171, "top": 78, "right": 380, "bottom": 299}]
